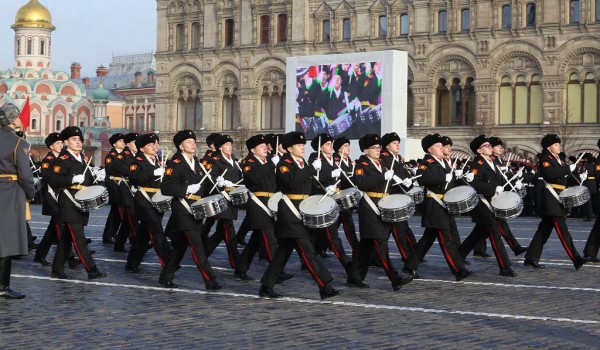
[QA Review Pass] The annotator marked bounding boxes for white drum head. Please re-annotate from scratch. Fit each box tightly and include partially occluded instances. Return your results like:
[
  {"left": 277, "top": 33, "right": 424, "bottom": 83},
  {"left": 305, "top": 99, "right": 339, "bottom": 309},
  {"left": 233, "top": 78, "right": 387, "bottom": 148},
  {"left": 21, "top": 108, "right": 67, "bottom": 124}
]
[
  {"left": 299, "top": 195, "right": 337, "bottom": 215},
  {"left": 491, "top": 192, "right": 521, "bottom": 209},
  {"left": 230, "top": 186, "right": 247, "bottom": 195},
  {"left": 332, "top": 187, "right": 358, "bottom": 200},
  {"left": 197, "top": 194, "right": 224, "bottom": 205},
  {"left": 559, "top": 186, "right": 586, "bottom": 198},
  {"left": 152, "top": 191, "right": 172, "bottom": 203},
  {"left": 74, "top": 185, "right": 106, "bottom": 200},
  {"left": 267, "top": 192, "right": 283, "bottom": 211},
  {"left": 407, "top": 187, "right": 423, "bottom": 195},
  {"left": 443, "top": 186, "right": 476, "bottom": 202},
  {"left": 378, "top": 194, "right": 412, "bottom": 209}
]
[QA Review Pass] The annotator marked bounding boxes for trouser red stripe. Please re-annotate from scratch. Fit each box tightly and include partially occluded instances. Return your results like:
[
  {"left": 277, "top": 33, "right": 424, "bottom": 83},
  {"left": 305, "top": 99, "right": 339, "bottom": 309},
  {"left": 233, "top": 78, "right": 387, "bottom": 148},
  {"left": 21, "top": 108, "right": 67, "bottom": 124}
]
[
  {"left": 497, "top": 222, "right": 515, "bottom": 249},
  {"left": 66, "top": 223, "right": 91, "bottom": 272},
  {"left": 126, "top": 209, "right": 137, "bottom": 237},
  {"left": 222, "top": 220, "right": 236, "bottom": 268},
  {"left": 295, "top": 239, "right": 324, "bottom": 287},
  {"left": 391, "top": 224, "right": 408, "bottom": 260},
  {"left": 437, "top": 230, "right": 459, "bottom": 273},
  {"left": 55, "top": 223, "right": 61, "bottom": 240},
  {"left": 341, "top": 220, "right": 353, "bottom": 250},
  {"left": 260, "top": 229, "right": 273, "bottom": 261},
  {"left": 488, "top": 230, "right": 505, "bottom": 269},
  {"left": 324, "top": 227, "right": 342, "bottom": 260},
  {"left": 147, "top": 226, "right": 165, "bottom": 268},
  {"left": 117, "top": 207, "right": 124, "bottom": 220},
  {"left": 553, "top": 217, "right": 575, "bottom": 262},
  {"left": 373, "top": 240, "right": 391, "bottom": 273},
  {"left": 183, "top": 231, "right": 210, "bottom": 281},
  {"left": 404, "top": 231, "right": 414, "bottom": 248}
]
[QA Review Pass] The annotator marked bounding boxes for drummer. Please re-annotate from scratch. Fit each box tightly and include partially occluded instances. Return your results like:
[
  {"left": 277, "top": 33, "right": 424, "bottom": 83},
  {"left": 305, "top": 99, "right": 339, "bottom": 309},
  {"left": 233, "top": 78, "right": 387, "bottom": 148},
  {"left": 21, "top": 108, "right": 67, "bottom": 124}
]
[
  {"left": 524, "top": 134, "right": 591, "bottom": 270},
  {"left": 440, "top": 136, "right": 462, "bottom": 246},
  {"left": 582, "top": 138, "right": 600, "bottom": 262},
  {"left": 380, "top": 132, "right": 417, "bottom": 261},
  {"left": 159, "top": 130, "right": 221, "bottom": 290},
  {"left": 101, "top": 133, "right": 125, "bottom": 245},
  {"left": 457, "top": 135, "right": 516, "bottom": 277},
  {"left": 308, "top": 133, "right": 357, "bottom": 273},
  {"left": 352, "top": 134, "right": 413, "bottom": 291},
  {"left": 125, "top": 133, "right": 172, "bottom": 275},
  {"left": 333, "top": 136, "right": 359, "bottom": 253},
  {"left": 200, "top": 133, "right": 222, "bottom": 238},
  {"left": 258, "top": 131, "right": 342, "bottom": 299},
  {"left": 47, "top": 126, "right": 106, "bottom": 280},
  {"left": 403, "top": 133, "right": 472, "bottom": 281}
]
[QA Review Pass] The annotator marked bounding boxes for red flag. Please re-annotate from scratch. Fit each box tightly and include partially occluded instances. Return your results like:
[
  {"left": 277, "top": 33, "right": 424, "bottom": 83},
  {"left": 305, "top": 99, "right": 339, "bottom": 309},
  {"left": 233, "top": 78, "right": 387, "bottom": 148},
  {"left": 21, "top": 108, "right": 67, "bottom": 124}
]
[{"left": 19, "top": 96, "right": 30, "bottom": 130}]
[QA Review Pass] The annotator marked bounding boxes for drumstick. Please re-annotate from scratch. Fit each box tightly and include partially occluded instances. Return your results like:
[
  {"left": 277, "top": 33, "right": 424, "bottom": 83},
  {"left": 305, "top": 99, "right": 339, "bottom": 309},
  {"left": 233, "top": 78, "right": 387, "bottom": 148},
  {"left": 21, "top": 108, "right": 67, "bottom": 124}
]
[
  {"left": 497, "top": 165, "right": 517, "bottom": 192},
  {"left": 443, "top": 161, "right": 456, "bottom": 190},
  {"left": 209, "top": 169, "right": 228, "bottom": 194},
  {"left": 316, "top": 135, "right": 322, "bottom": 178},
  {"left": 384, "top": 156, "right": 397, "bottom": 194},
  {"left": 317, "top": 179, "right": 341, "bottom": 204},
  {"left": 340, "top": 167, "right": 357, "bottom": 187},
  {"left": 275, "top": 135, "right": 281, "bottom": 156},
  {"left": 573, "top": 152, "right": 585, "bottom": 166}
]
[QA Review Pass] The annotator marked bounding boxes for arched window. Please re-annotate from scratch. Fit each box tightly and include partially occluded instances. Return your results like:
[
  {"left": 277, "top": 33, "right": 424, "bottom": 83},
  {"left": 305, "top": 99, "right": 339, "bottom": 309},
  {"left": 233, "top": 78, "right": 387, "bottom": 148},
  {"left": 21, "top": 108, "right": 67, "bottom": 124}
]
[
  {"left": 500, "top": 75, "right": 543, "bottom": 124},
  {"left": 177, "top": 93, "right": 202, "bottom": 130},
  {"left": 27, "top": 38, "right": 32, "bottom": 55},
  {"left": 461, "top": 9, "right": 471, "bottom": 31},
  {"left": 260, "top": 15, "right": 270, "bottom": 44},
  {"left": 222, "top": 89, "right": 240, "bottom": 130},
  {"left": 568, "top": 73, "right": 599, "bottom": 123},
  {"left": 596, "top": 0, "right": 600, "bottom": 21},
  {"left": 515, "top": 75, "right": 528, "bottom": 124},
  {"left": 438, "top": 11, "right": 448, "bottom": 32},
  {"left": 191, "top": 22, "right": 200, "bottom": 50},
  {"left": 322, "top": 20, "right": 331, "bottom": 42},
  {"left": 378, "top": 16, "right": 387, "bottom": 38},
  {"left": 530, "top": 75, "right": 543, "bottom": 124},
  {"left": 583, "top": 73, "right": 598, "bottom": 123},
  {"left": 16, "top": 38, "right": 21, "bottom": 55},
  {"left": 277, "top": 14, "right": 288, "bottom": 42},
  {"left": 570, "top": 0, "right": 580, "bottom": 24},
  {"left": 400, "top": 14, "right": 409, "bottom": 35},
  {"left": 436, "top": 78, "right": 449, "bottom": 125},
  {"left": 502, "top": 5, "right": 512, "bottom": 28},
  {"left": 342, "top": 18, "right": 351, "bottom": 40},
  {"left": 31, "top": 118, "right": 37, "bottom": 130},
  {"left": 499, "top": 76, "right": 513, "bottom": 124},
  {"left": 176, "top": 24, "right": 185, "bottom": 51},
  {"left": 56, "top": 119, "right": 62, "bottom": 131},
  {"left": 407, "top": 80, "right": 413, "bottom": 126},
  {"left": 261, "top": 86, "right": 285, "bottom": 130},
  {"left": 224, "top": 19, "right": 234, "bottom": 47},
  {"left": 567, "top": 73, "right": 582, "bottom": 123},
  {"left": 526, "top": 3, "right": 536, "bottom": 27},
  {"left": 40, "top": 38, "right": 45, "bottom": 55}
]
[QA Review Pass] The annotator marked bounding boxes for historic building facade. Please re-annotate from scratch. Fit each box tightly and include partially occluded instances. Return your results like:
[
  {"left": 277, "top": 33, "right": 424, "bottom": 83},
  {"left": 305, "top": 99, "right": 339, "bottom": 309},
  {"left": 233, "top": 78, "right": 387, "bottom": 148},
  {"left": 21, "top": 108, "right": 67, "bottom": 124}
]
[{"left": 155, "top": 0, "right": 600, "bottom": 160}]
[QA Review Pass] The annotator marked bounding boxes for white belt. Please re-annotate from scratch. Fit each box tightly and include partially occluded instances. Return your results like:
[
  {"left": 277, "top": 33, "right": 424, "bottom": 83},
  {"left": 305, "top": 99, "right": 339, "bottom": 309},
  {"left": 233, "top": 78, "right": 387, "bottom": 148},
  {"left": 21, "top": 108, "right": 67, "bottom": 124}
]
[
  {"left": 478, "top": 194, "right": 493, "bottom": 212},
  {"left": 47, "top": 185, "right": 58, "bottom": 203},
  {"left": 544, "top": 181, "right": 562, "bottom": 204},
  {"left": 282, "top": 194, "right": 302, "bottom": 220},
  {"left": 250, "top": 193, "right": 273, "bottom": 218},
  {"left": 138, "top": 187, "right": 154, "bottom": 205},
  {"left": 428, "top": 190, "right": 447, "bottom": 209},
  {"left": 62, "top": 188, "right": 82, "bottom": 209},
  {"left": 179, "top": 198, "right": 194, "bottom": 216},
  {"left": 362, "top": 193, "right": 380, "bottom": 215}
]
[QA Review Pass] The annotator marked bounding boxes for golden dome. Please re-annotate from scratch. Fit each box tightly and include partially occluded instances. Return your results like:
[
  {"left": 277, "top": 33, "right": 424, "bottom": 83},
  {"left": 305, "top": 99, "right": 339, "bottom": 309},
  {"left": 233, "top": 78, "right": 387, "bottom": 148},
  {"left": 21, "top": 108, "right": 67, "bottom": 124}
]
[{"left": 11, "top": 0, "right": 55, "bottom": 30}]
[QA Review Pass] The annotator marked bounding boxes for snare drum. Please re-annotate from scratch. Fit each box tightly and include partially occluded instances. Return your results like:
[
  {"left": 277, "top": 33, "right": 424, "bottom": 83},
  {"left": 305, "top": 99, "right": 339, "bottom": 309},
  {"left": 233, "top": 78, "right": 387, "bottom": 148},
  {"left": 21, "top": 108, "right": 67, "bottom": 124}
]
[
  {"left": 33, "top": 177, "right": 42, "bottom": 193},
  {"left": 74, "top": 185, "right": 109, "bottom": 212},
  {"left": 151, "top": 190, "right": 173, "bottom": 213},
  {"left": 190, "top": 194, "right": 228, "bottom": 219},
  {"left": 229, "top": 186, "right": 249, "bottom": 206},
  {"left": 517, "top": 186, "right": 527, "bottom": 199},
  {"left": 443, "top": 186, "right": 479, "bottom": 214},
  {"left": 332, "top": 187, "right": 363, "bottom": 210},
  {"left": 406, "top": 187, "right": 425, "bottom": 204},
  {"left": 299, "top": 195, "right": 339, "bottom": 228},
  {"left": 267, "top": 192, "right": 283, "bottom": 220},
  {"left": 491, "top": 192, "right": 523, "bottom": 219},
  {"left": 377, "top": 194, "right": 415, "bottom": 222},
  {"left": 559, "top": 186, "right": 590, "bottom": 209}
]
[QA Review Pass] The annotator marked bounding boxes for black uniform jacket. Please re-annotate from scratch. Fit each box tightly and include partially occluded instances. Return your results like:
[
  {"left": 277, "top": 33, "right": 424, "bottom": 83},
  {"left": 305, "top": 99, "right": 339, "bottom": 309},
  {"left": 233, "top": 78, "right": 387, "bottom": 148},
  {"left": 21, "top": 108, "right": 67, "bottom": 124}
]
[
  {"left": 469, "top": 155, "right": 501, "bottom": 225},
  {"left": 161, "top": 152, "right": 210, "bottom": 231},
  {"left": 417, "top": 154, "right": 454, "bottom": 230},
  {"left": 209, "top": 151, "right": 242, "bottom": 220},
  {"left": 129, "top": 153, "right": 163, "bottom": 223},
  {"left": 538, "top": 149, "right": 573, "bottom": 218},
  {"left": 380, "top": 150, "right": 412, "bottom": 194},
  {"left": 335, "top": 153, "right": 355, "bottom": 190},
  {"left": 242, "top": 154, "right": 277, "bottom": 230},
  {"left": 275, "top": 152, "right": 318, "bottom": 239},
  {"left": 111, "top": 146, "right": 136, "bottom": 208},
  {"left": 353, "top": 155, "right": 390, "bottom": 238},
  {"left": 40, "top": 151, "right": 59, "bottom": 216},
  {"left": 308, "top": 151, "right": 339, "bottom": 194},
  {"left": 104, "top": 147, "right": 121, "bottom": 204},
  {"left": 46, "top": 150, "right": 95, "bottom": 225},
  {"left": 583, "top": 160, "right": 598, "bottom": 195}
]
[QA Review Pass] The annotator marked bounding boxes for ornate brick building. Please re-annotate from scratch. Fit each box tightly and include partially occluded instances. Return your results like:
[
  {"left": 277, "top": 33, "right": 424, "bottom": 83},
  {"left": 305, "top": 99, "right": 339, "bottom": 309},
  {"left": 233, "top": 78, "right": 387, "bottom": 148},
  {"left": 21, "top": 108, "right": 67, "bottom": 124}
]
[{"left": 155, "top": 0, "right": 600, "bottom": 160}]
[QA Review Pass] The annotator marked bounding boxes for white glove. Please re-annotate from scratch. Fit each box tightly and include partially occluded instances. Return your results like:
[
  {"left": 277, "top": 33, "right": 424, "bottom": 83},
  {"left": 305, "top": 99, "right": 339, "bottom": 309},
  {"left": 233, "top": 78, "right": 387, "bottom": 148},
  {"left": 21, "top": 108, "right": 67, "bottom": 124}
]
[
  {"left": 499, "top": 166, "right": 508, "bottom": 172},
  {"left": 153, "top": 168, "right": 165, "bottom": 176},
  {"left": 445, "top": 173, "right": 453, "bottom": 182},
  {"left": 186, "top": 183, "right": 201, "bottom": 194},
  {"left": 95, "top": 169, "right": 106, "bottom": 181},
  {"left": 271, "top": 155, "right": 280, "bottom": 166},
  {"left": 130, "top": 186, "right": 138, "bottom": 195},
  {"left": 454, "top": 169, "right": 463, "bottom": 177},
  {"left": 409, "top": 167, "right": 417, "bottom": 176},
  {"left": 515, "top": 180, "right": 523, "bottom": 190},
  {"left": 312, "top": 159, "right": 322, "bottom": 171},
  {"left": 331, "top": 168, "right": 342, "bottom": 178},
  {"left": 579, "top": 171, "right": 588, "bottom": 181},
  {"left": 384, "top": 169, "right": 394, "bottom": 180},
  {"left": 402, "top": 178, "right": 413, "bottom": 187},
  {"left": 325, "top": 185, "right": 337, "bottom": 195},
  {"left": 223, "top": 180, "right": 234, "bottom": 188},
  {"left": 495, "top": 186, "right": 504, "bottom": 194},
  {"left": 216, "top": 176, "right": 225, "bottom": 187},
  {"left": 569, "top": 164, "right": 576, "bottom": 172},
  {"left": 392, "top": 175, "right": 402, "bottom": 184},
  {"left": 72, "top": 174, "right": 85, "bottom": 184},
  {"left": 464, "top": 172, "right": 475, "bottom": 182},
  {"left": 515, "top": 168, "right": 523, "bottom": 178}
]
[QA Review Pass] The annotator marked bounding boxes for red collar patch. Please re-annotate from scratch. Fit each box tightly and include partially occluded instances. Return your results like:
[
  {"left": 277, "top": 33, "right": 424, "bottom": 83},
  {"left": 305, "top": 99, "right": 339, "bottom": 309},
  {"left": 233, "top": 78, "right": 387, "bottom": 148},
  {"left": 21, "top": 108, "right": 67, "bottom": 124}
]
[
  {"left": 173, "top": 159, "right": 181, "bottom": 164},
  {"left": 426, "top": 159, "right": 434, "bottom": 163},
  {"left": 136, "top": 157, "right": 144, "bottom": 161},
  {"left": 478, "top": 160, "right": 484, "bottom": 165},
  {"left": 284, "top": 159, "right": 293, "bottom": 164},
  {"left": 60, "top": 155, "right": 69, "bottom": 160}
]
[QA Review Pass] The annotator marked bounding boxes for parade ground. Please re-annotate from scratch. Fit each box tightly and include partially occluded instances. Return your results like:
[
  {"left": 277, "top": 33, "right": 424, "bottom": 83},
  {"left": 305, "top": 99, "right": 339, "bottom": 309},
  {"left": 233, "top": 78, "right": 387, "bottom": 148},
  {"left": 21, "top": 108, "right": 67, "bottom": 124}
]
[{"left": 2, "top": 204, "right": 599, "bottom": 349}]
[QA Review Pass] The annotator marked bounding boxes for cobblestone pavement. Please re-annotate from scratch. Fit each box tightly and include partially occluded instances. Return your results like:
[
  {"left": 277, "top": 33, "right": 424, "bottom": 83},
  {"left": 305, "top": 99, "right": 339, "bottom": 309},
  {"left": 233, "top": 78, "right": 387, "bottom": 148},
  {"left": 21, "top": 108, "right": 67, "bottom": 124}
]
[{"left": 2, "top": 204, "right": 599, "bottom": 349}]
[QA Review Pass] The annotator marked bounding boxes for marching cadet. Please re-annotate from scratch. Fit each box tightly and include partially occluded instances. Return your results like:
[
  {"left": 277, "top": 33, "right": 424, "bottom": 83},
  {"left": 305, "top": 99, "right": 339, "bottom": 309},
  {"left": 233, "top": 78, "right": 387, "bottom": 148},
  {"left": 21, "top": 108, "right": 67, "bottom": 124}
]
[
  {"left": 201, "top": 132, "right": 222, "bottom": 239},
  {"left": 0, "top": 103, "right": 34, "bottom": 299},
  {"left": 524, "top": 134, "right": 591, "bottom": 270},
  {"left": 380, "top": 132, "right": 417, "bottom": 261},
  {"left": 205, "top": 134, "right": 242, "bottom": 269},
  {"left": 581, "top": 153, "right": 597, "bottom": 221},
  {"left": 440, "top": 136, "right": 462, "bottom": 247},
  {"left": 583, "top": 138, "right": 600, "bottom": 262},
  {"left": 159, "top": 130, "right": 221, "bottom": 290},
  {"left": 403, "top": 133, "right": 472, "bottom": 281},
  {"left": 111, "top": 132, "right": 139, "bottom": 252},
  {"left": 333, "top": 136, "right": 359, "bottom": 253},
  {"left": 458, "top": 135, "right": 516, "bottom": 277},
  {"left": 258, "top": 131, "right": 341, "bottom": 299},
  {"left": 352, "top": 134, "right": 412, "bottom": 291},
  {"left": 102, "top": 133, "right": 125, "bottom": 244},
  {"left": 47, "top": 126, "right": 106, "bottom": 280},
  {"left": 308, "top": 133, "right": 360, "bottom": 278},
  {"left": 125, "top": 133, "right": 171, "bottom": 274}
]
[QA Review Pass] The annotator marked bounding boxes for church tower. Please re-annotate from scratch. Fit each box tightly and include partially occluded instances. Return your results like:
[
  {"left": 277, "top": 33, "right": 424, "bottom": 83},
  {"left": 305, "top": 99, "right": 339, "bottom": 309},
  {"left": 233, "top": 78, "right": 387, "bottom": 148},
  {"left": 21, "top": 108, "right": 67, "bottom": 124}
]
[{"left": 11, "top": 0, "right": 55, "bottom": 70}]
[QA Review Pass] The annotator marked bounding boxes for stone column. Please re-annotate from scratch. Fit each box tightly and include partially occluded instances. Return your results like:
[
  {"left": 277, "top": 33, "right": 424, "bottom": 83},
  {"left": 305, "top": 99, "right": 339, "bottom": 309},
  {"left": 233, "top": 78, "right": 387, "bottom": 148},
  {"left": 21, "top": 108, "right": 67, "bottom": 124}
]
[
  {"left": 409, "top": 81, "right": 434, "bottom": 127},
  {"left": 472, "top": 78, "right": 497, "bottom": 125},
  {"left": 540, "top": 75, "right": 564, "bottom": 125}
]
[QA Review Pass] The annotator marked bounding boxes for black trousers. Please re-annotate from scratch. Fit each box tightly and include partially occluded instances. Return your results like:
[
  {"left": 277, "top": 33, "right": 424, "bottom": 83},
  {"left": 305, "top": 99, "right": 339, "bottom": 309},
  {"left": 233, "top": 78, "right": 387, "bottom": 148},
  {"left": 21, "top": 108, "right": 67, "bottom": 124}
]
[
  {"left": 114, "top": 207, "right": 139, "bottom": 250},
  {"left": 583, "top": 216, "right": 600, "bottom": 258},
  {"left": 0, "top": 256, "right": 11, "bottom": 287},
  {"left": 102, "top": 204, "right": 123, "bottom": 241},
  {"left": 126, "top": 221, "right": 171, "bottom": 268},
  {"left": 405, "top": 227, "right": 465, "bottom": 275},
  {"left": 355, "top": 236, "right": 400, "bottom": 286},
  {"left": 260, "top": 236, "right": 332, "bottom": 290},
  {"left": 35, "top": 217, "right": 62, "bottom": 260},
  {"left": 459, "top": 223, "right": 511, "bottom": 270},
  {"left": 236, "top": 215, "right": 252, "bottom": 243},
  {"left": 52, "top": 223, "right": 96, "bottom": 273},
  {"left": 236, "top": 228, "right": 278, "bottom": 273},
  {"left": 160, "top": 229, "right": 216, "bottom": 284},
  {"left": 390, "top": 221, "right": 417, "bottom": 261},
  {"left": 525, "top": 216, "right": 582, "bottom": 264},
  {"left": 474, "top": 220, "right": 524, "bottom": 255},
  {"left": 317, "top": 224, "right": 352, "bottom": 266},
  {"left": 205, "top": 218, "right": 239, "bottom": 269},
  {"left": 337, "top": 209, "right": 358, "bottom": 254}
]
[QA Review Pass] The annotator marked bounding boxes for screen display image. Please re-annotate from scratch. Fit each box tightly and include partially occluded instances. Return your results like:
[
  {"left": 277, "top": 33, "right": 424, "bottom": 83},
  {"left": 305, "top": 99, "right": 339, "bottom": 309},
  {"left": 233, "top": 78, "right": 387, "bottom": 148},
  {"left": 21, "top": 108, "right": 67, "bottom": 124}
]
[{"left": 295, "top": 62, "right": 382, "bottom": 140}]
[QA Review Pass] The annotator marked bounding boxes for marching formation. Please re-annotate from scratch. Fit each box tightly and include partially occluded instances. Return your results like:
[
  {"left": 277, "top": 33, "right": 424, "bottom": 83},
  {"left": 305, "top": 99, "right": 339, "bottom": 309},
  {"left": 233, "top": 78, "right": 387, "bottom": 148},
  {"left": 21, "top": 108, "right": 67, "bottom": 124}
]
[{"left": 1, "top": 102, "right": 600, "bottom": 300}]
